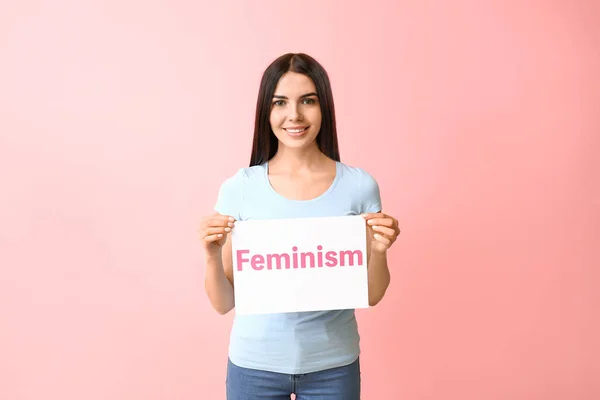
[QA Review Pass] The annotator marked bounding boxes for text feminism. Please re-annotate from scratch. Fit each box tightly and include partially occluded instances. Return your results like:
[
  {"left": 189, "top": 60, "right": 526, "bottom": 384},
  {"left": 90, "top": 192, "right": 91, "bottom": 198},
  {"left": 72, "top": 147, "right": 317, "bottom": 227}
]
[{"left": 236, "top": 246, "right": 364, "bottom": 272}]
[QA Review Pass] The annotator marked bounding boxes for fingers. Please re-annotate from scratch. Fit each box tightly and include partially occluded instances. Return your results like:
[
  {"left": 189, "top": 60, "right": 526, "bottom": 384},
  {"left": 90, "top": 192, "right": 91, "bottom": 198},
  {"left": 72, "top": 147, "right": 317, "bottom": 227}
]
[
  {"left": 198, "top": 213, "right": 236, "bottom": 242},
  {"left": 361, "top": 212, "right": 384, "bottom": 220},
  {"left": 200, "top": 214, "right": 235, "bottom": 229},
  {"left": 370, "top": 225, "right": 395, "bottom": 237},
  {"left": 207, "top": 218, "right": 235, "bottom": 229},
  {"left": 204, "top": 226, "right": 232, "bottom": 236},
  {"left": 199, "top": 226, "right": 231, "bottom": 242},
  {"left": 371, "top": 227, "right": 397, "bottom": 247},
  {"left": 203, "top": 233, "right": 225, "bottom": 242},
  {"left": 206, "top": 214, "right": 235, "bottom": 226},
  {"left": 373, "top": 233, "right": 391, "bottom": 246},
  {"left": 367, "top": 216, "right": 396, "bottom": 226},
  {"left": 364, "top": 212, "right": 400, "bottom": 250}
]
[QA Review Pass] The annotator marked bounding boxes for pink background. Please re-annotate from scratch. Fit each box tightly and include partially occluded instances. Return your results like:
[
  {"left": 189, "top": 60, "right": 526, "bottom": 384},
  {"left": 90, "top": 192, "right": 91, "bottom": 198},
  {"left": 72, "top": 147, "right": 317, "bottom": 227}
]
[{"left": 1, "top": 1, "right": 598, "bottom": 399}]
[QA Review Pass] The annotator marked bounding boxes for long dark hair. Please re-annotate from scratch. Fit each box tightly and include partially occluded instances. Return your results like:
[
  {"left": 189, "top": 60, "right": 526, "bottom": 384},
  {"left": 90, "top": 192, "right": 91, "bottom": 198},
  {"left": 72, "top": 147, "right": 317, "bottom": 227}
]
[{"left": 249, "top": 53, "right": 340, "bottom": 166}]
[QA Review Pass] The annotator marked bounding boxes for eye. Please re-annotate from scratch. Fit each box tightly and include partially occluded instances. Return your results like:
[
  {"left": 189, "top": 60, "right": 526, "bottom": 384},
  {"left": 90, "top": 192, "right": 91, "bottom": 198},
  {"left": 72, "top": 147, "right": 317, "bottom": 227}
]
[
  {"left": 302, "top": 98, "right": 316, "bottom": 105},
  {"left": 273, "top": 100, "right": 285, "bottom": 107}
]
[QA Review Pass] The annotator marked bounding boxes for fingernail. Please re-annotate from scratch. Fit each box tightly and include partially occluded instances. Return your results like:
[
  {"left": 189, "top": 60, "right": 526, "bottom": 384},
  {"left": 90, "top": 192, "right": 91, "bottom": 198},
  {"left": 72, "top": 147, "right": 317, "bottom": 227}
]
[
  {"left": 217, "top": 234, "right": 223, "bottom": 238},
  {"left": 372, "top": 225, "right": 379, "bottom": 230},
  {"left": 228, "top": 222, "right": 234, "bottom": 227},
  {"left": 367, "top": 220, "right": 374, "bottom": 225},
  {"left": 228, "top": 217, "right": 234, "bottom": 222},
  {"left": 225, "top": 227, "right": 231, "bottom": 232},
  {"left": 374, "top": 233, "right": 381, "bottom": 239}
]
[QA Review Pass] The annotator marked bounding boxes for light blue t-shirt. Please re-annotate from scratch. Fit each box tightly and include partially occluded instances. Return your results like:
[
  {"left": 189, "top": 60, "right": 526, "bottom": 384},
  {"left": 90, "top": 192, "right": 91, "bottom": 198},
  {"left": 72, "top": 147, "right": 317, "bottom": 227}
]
[{"left": 214, "top": 160, "right": 381, "bottom": 374}]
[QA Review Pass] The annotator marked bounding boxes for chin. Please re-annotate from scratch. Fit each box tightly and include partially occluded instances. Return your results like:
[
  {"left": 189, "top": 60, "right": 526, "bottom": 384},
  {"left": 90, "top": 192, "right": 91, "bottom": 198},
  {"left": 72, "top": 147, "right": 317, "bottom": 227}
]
[
  {"left": 275, "top": 130, "right": 318, "bottom": 149},
  {"left": 287, "top": 138, "right": 319, "bottom": 149}
]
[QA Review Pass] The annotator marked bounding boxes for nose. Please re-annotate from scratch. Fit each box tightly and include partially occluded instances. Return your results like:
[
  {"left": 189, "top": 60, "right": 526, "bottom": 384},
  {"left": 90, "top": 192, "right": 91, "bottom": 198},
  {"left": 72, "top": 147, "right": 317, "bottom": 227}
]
[{"left": 288, "top": 104, "right": 303, "bottom": 121}]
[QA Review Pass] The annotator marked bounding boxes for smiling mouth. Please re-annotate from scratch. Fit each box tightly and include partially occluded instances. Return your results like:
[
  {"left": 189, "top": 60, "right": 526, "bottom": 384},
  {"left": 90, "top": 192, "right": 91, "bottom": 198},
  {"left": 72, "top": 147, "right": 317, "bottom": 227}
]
[{"left": 283, "top": 127, "right": 309, "bottom": 134}]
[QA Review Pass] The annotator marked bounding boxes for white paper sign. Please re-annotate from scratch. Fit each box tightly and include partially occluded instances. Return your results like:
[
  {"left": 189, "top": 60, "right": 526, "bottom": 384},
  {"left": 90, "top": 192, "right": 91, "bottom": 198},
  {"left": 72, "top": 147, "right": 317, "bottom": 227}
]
[{"left": 231, "top": 215, "right": 369, "bottom": 315}]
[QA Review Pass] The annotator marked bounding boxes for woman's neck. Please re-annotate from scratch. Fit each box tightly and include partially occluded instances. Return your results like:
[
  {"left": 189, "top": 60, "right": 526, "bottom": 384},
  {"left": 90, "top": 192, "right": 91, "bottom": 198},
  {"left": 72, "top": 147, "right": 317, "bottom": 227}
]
[{"left": 269, "top": 144, "right": 331, "bottom": 173}]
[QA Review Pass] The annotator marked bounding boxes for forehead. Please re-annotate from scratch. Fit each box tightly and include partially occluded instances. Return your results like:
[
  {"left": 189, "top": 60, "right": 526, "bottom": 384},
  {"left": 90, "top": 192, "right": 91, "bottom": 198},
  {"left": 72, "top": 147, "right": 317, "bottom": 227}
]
[{"left": 274, "top": 72, "right": 317, "bottom": 96}]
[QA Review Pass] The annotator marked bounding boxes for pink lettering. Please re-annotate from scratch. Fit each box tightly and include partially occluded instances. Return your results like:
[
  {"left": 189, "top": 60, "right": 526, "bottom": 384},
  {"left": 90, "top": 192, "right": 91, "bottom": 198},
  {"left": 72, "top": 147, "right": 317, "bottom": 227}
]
[
  {"left": 301, "top": 252, "right": 315, "bottom": 268},
  {"left": 339, "top": 250, "right": 363, "bottom": 266},
  {"left": 236, "top": 249, "right": 250, "bottom": 272},
  {"left": 251, "top": 254, "right": 265, "bottom": 270},
  {"left": 325, "top": 251, "right": 337, "bottom": 267},
  {"left": 317, "top": 245, "right": 323, "bottom": 267},
  {"left": 266, "top": 253, "right": 290, "bottom": 270},
  {"left": 292, "top": 246, "right": 298, "bottom": 268},
  {"left": 235, "top": 246, "right": 364, "bottom": 272}
]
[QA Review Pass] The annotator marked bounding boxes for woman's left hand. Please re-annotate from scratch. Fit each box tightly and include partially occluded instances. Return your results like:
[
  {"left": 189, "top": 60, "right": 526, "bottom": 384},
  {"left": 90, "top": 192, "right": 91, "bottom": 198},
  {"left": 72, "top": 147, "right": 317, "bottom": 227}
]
[{"left": 362, "top": 212, "right": 401, "bottom": 254}]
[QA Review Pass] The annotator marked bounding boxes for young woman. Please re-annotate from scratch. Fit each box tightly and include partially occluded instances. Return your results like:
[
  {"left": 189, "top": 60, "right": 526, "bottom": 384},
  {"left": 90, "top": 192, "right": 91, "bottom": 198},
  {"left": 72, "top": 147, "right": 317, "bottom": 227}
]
[{"left": 199, "top": 53, "right": 400, "bottom": 399}]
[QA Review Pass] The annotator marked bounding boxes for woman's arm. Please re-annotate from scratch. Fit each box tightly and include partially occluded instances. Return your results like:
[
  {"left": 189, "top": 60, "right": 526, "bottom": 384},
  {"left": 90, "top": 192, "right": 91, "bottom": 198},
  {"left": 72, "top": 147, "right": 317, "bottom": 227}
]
[
  {"left": 363, "top": 212, "right": 400, "bottom": 306},
  {"left": 367, "top": 249, "right": 391, "bottom": 306},
  {"left": 204, "top": 234, "right": 236, "bottom": 315}
]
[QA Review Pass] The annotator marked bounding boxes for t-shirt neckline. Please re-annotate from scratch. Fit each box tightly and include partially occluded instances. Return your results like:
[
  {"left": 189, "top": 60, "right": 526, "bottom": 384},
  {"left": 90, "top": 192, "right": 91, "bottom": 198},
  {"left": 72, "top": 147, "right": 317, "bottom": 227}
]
[{"left": 263, "top": 161, "right": 341, "bottom": 203}]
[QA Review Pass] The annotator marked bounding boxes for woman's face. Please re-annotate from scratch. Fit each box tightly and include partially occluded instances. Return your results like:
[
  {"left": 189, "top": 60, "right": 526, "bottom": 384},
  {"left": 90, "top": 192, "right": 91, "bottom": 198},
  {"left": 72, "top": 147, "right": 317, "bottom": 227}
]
[{"left": 269, "top": 71, "right": 322, "bottom": 151}]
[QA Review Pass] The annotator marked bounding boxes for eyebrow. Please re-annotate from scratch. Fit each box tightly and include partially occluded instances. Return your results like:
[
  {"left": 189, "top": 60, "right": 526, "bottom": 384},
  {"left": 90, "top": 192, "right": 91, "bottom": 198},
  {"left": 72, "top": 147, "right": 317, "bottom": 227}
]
[{"left": 272, "top": 92, "right": 318, "bottom": 99}]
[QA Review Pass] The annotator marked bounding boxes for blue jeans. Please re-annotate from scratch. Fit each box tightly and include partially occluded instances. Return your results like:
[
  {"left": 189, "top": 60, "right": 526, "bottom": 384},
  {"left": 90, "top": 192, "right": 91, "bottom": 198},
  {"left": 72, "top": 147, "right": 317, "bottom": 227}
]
[{"left": 226, "top": 358, "right": 361, "bottom": 399}]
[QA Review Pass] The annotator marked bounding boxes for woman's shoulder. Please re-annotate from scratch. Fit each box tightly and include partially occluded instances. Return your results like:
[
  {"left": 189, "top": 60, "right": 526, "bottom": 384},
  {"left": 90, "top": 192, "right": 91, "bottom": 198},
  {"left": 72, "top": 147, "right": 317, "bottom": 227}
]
[
  {"left": 214, "top": 164, "right": 266, "bottom": 218},
  {"left": 337, "top": 161, "right": 378, "bottom": 185},
  {"left": 337, "top": 161, "right": 381, "bottom": 212},
  {"left": 219, "top": 164, "right": 265, "bottom": 186}
]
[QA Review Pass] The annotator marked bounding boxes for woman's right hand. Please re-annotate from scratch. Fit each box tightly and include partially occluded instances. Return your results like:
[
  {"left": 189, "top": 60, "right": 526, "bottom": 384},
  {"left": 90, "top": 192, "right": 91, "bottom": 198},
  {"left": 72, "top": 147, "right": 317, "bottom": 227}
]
[{"left": 198, "top": 213, "right": 235, "bottom": 254}]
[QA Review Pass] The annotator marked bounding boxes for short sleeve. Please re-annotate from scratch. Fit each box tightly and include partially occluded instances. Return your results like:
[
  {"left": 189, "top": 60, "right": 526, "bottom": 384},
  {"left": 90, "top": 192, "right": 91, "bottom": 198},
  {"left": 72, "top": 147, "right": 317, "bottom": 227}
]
[
  {"left": 214, "top": 168, "right": 246, "bottom": 221},
  {"left": 360, "top": 169, "right": 382, "bottom": 214}
]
